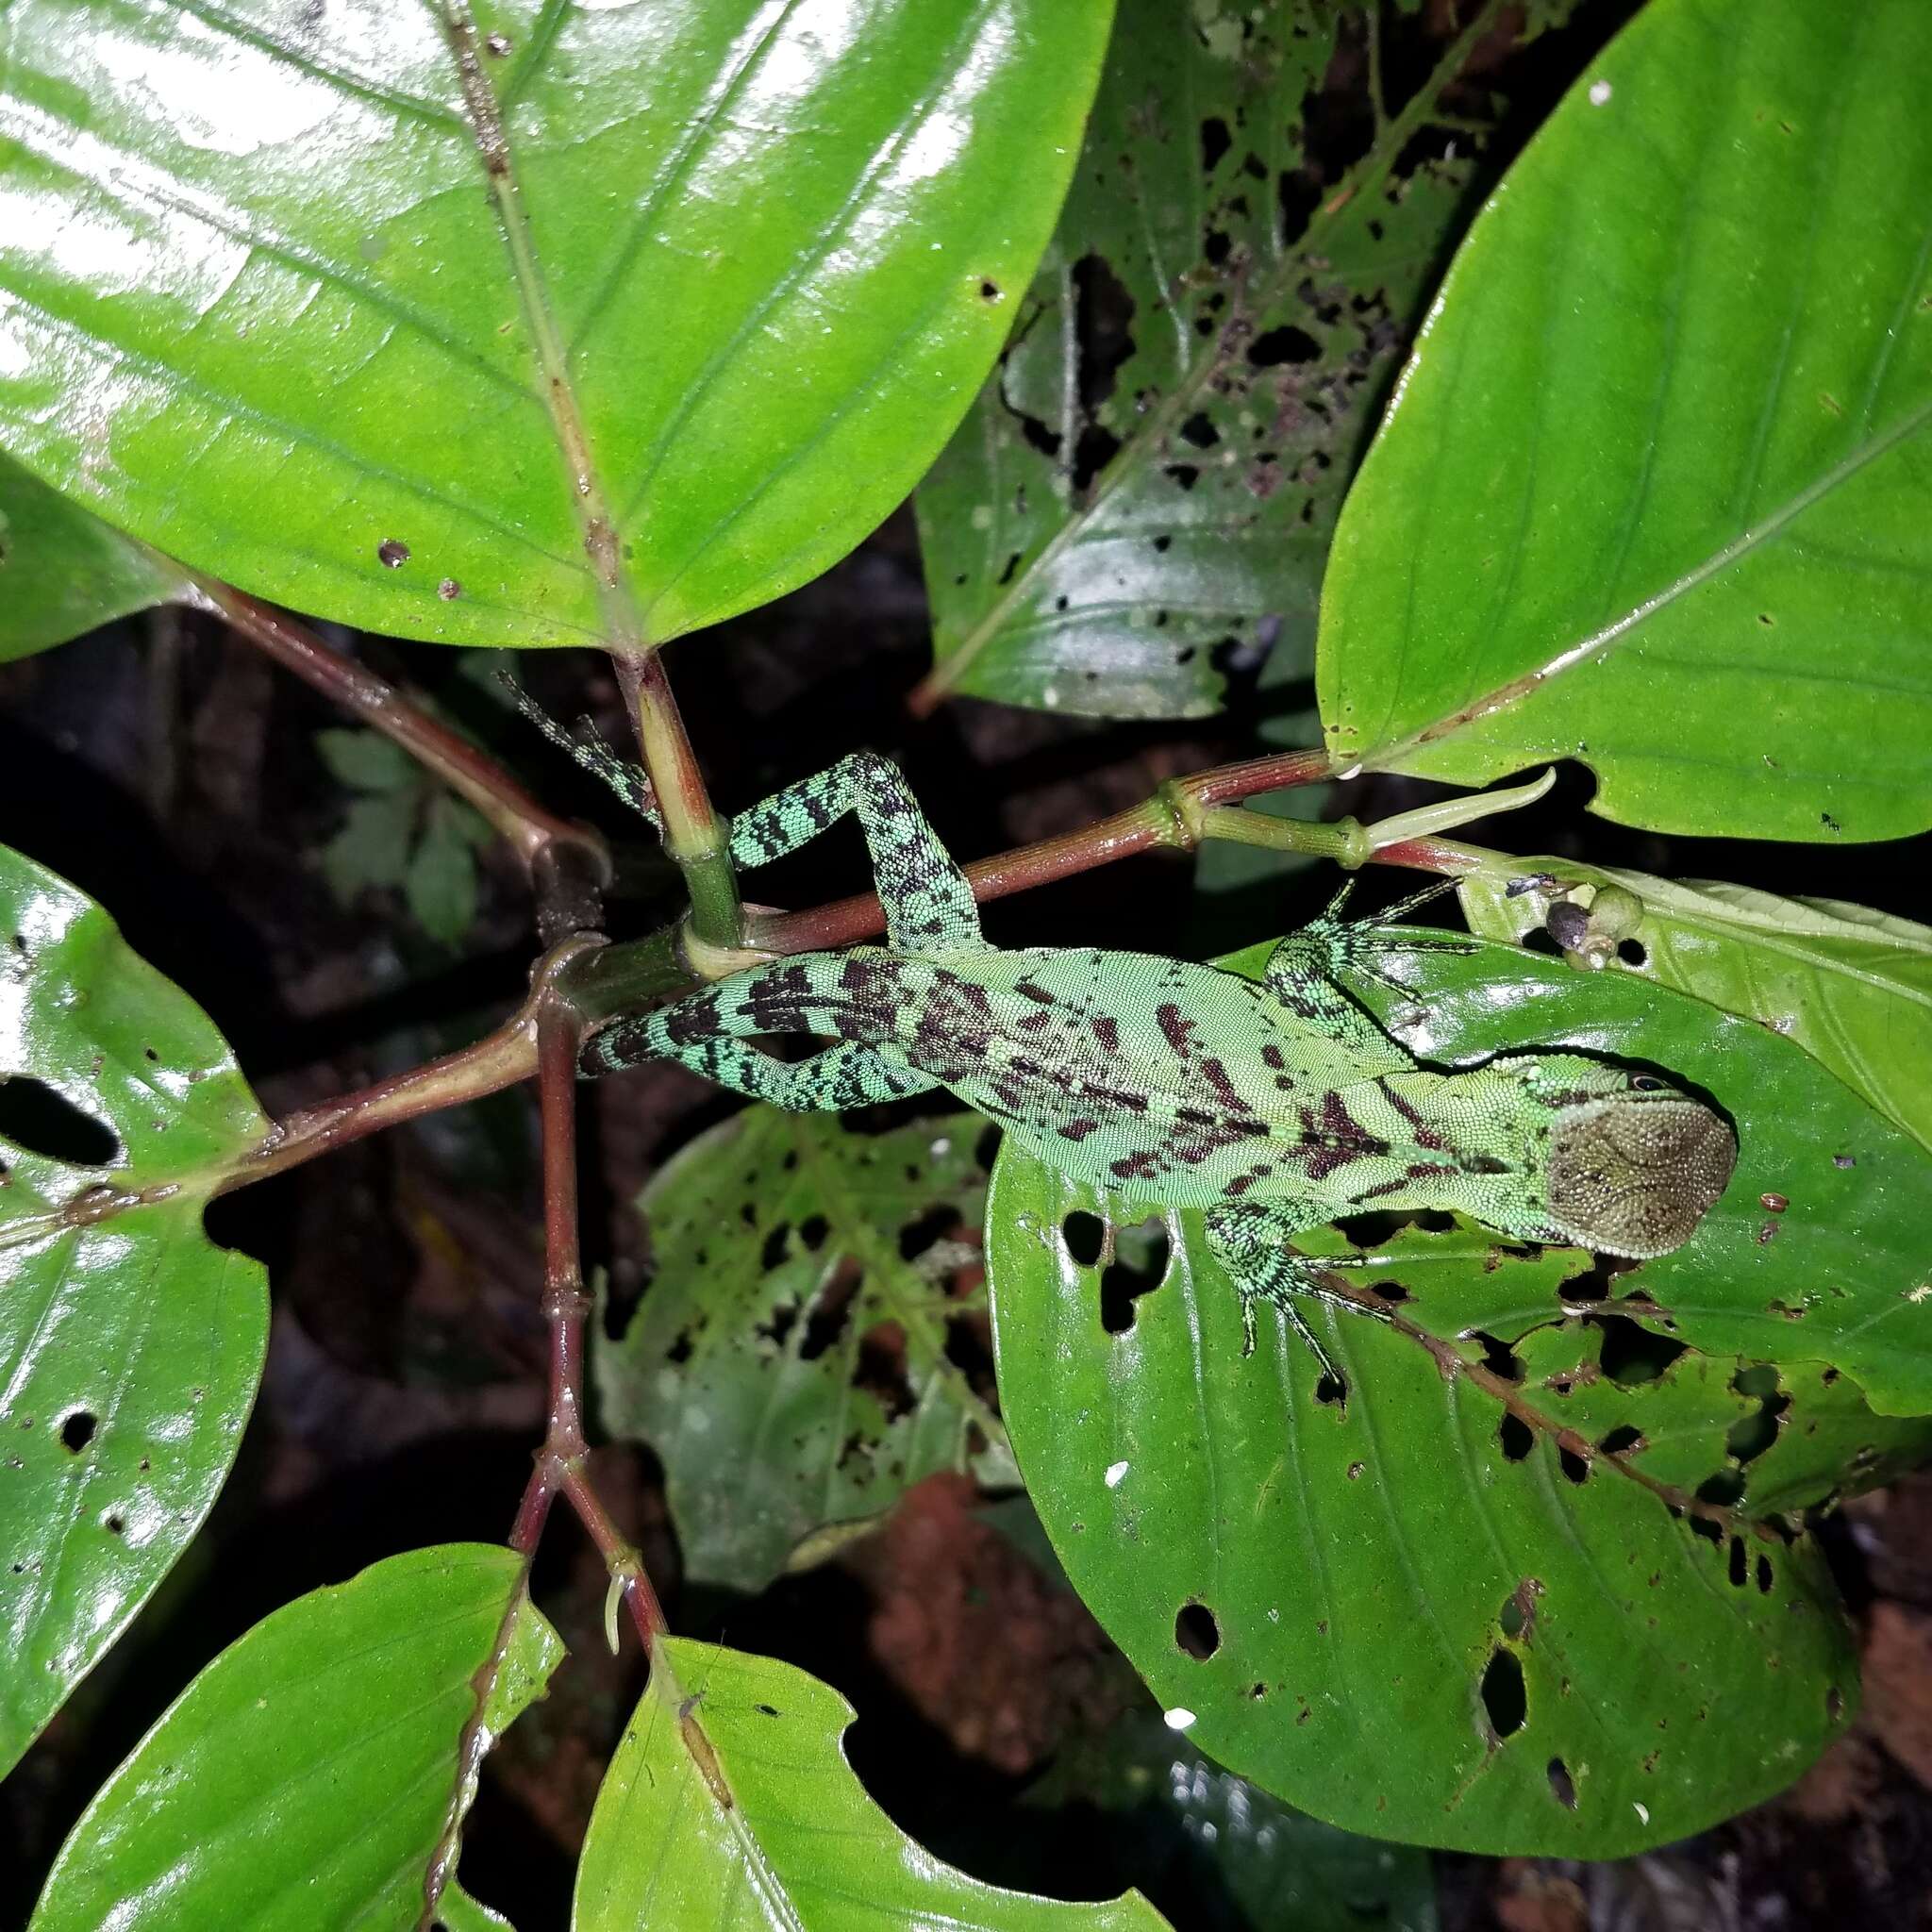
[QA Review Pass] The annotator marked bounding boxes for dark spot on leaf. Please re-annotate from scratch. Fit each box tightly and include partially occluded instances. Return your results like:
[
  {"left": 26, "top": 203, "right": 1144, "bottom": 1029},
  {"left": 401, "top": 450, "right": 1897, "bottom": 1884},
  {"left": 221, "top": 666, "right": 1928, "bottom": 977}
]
[
  {"left": 1100, "top": 1219, "right": 1169, "bottom": 1334},
  {"left": 376, "top": 539, "right": 410, "bottom": 568},
  {"left": 898, "top": 1204, "right": 958, "bottom": 1261},
  {"left": 1547, "top": 1757, "right": 1576, "bottom": 1807},
  {"left": 799, "top": 1214, "right": 829, "bottom": 1253},
  {"left": 1061, "top": 1211, "right": 1106, "bottom": 1268},
  {"left": 1199, "top": 115, "right": 1231, "bottom": 174},
  {"left": 799, "top": 1265, "right": 861, "bottom": 1361},
  {"left": 1203, "top": 227, "right": 1232, "bottom": 266},
  {"left": 60, "top": 1411, "right": 96, "bottom": 1453},
  {"left": 104, "top": 1513, "right": 125, "bottom": 1536},
  {"left": 438, "top": 577, "right": 462, "bottom": 601},
  {"left": 853, "top": 1322, "right": 914, "bottom": 1420},
  {"left": 1178, "top": 411, "right": 1219, "bottom": 450},
  {"left": 1164, "top": 463, "right": 1200, "bottom": 491},
  {"left": 1071, "top": 425, "right": 1123, "bottom": 493},
  {"left": 755, "top": 1703, "right": 779, "bottom": 1717},
  {"left": 1833, "top": 1154, "right": 1856, "bottom": 1170},
  {"left": 1593, "top": 1314, "right": 1688, "bottom": 1386},
  {"left": 1174, "top": 1602, "right": 1220, "bottom": 1659},
  {"left": 1479, "top": 1648, "right": 1525, "bottom": 1740},
  {"left": 484, "top": 29, "right": 510, "bottom": 54},
  {"left": 1152, "top": 534, "right": 1172, "bottom": 553},
  {"left": 974, "top": 1124, "right": 1002, "bottom": 1173},
  {"left": 979, "top": 279, "right": 1002, "bottom": 303},
  {"left": 759, "top": 1223, "right": 791, "bottom": 1272},
  {"left": 665, "top": 1328, "right": 696, "bottom": 1366},
  {"left": 1499, "top": 1414, "right": 1534, "bottom": 1462},
  {"left": 996, "top": 551, "right": 1023, "bottom": 587},
  {"left": 0, "top": 1079, "right": 120, "bottom": 1167},
  {"left": 1247, "top": 324, "right": 1320, "bottom": 368}
]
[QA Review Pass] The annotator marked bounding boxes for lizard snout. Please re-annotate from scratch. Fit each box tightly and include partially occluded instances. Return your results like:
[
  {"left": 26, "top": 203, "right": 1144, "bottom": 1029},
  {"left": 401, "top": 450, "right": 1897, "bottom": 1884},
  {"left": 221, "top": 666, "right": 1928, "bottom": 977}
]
[{"left": 1545, "top": 1097, "right": 1738, "bottom": 1258}]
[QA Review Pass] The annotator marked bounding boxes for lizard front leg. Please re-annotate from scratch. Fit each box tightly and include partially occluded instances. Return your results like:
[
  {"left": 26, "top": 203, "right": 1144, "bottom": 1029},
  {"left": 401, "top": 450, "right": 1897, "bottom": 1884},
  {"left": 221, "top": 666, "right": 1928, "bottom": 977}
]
[{"left": 1205, "top": 1200, "right": 1393, "bottom": 1391}]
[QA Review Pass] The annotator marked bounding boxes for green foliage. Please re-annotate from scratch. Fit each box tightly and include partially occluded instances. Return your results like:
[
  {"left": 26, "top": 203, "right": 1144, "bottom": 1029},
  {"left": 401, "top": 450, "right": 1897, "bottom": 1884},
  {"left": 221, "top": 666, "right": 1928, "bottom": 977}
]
[
  {"left": 980, "top": 932, "right": 1924, "bottom": 1854},
  {"left": 0, "top": 0, "right": 1112, "bottom": 654},
  {"left": 595, "top": 1109, "right": 1005, "bottom": 1590},
  {"left": 575, "top": 1636, "right": 1169, "bottom": 1930},
  {"left": 0, "top": 844, "right": 269, "bottom": 1775},
  {"left": 317, "top": 726, "right": 493, "bottom": 945},
  {"left": 0, "top": 452, "right": 183, "bottom": 659},
  {"left": 916, "top": 0, "right": 1583, "bottom": 718},
  {"left": 1459, "top": 865, "right": 1932, "bottom": 1153},
  {"left": 1317, "top": 0, "right": 1932, "bottom": 840},
  {"left": 28, "top": 1546, "right": 561, "bottom": 1929}
]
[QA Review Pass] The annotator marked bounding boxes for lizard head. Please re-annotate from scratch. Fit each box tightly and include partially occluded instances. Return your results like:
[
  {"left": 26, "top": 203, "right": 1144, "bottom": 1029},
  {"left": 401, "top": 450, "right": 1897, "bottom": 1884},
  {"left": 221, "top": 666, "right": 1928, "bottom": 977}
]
[{"left": 1502, "top": 1056, "right": 1737, "bottom": 1257}]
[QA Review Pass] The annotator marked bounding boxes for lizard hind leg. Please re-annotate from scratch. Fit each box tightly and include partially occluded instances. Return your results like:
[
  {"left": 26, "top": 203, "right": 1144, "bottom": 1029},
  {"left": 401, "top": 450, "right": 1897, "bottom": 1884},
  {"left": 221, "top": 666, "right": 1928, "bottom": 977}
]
[
  {"left": 726, "top": 752, "right": 981, "bottom": 956},
  {"left": 1205, "top": 1203, "right": 1392, "bottom": 1393}
]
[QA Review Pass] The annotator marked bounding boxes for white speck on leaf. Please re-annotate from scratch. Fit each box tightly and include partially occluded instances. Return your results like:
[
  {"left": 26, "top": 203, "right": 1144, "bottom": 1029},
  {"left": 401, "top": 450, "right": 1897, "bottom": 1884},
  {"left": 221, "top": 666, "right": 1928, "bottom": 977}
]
[
  {"left": 1633, "top": 1800, "right": 1650, "bottom": 1824},
  {"left": 1163, "top": 1707, "right": 1197, "bottom": 1731},
  {"left": 1104, "top": 1459, "right": 1129, "bottom": 1489},
  {"left": 1590, "top": 79, "right": 1613, "bottom": 106}
]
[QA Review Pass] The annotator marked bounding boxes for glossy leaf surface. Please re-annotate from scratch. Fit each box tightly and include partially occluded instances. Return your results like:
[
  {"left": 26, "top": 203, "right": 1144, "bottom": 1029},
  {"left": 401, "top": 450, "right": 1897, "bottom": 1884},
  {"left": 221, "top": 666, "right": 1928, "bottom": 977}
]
[
  {"left": 575, "top": 1636, "right": 1168, "bottom": 1931},
  {"left": 0, "top": 843, "right": 269, "bottom": 1775},
  {"left": 1318, "top": 0, "right": 1932, "bottom": 839},
  {"left": 982, "top": 934, "right": 1923, "bottom": 1853},
  {"left": 915, "top": 0, "right": 1545, "bottom": 718},
  {"left": 595, "top": 1109, "right": 1002, "bottom": 1591},
  {"left": 0, "top": 0, "right": 1112, "bottom": 650},
  {"left": 30, "top": 1545, "right": 561, "bottom": 1930},
  {"left": 1460, "top": 863, "right": 1932, "bottom": 1154},
  {"left": 0, "top": 451, "right": 182, "bottom": 659}
]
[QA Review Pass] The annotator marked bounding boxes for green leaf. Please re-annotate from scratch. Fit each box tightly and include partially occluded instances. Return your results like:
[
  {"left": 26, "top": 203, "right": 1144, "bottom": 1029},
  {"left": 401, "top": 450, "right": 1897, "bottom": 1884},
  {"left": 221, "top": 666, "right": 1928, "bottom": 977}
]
[
  {"left": 1317, "top": 0, "right": 1932, "bottom": 840},
  {"left": 1277, "top": 932, "right": 1932, "bottom": 1416},
  {"left": 1459, "top": 864, "right": 1932, "bottom": 1155},
  {"left": 981, "top": 933, "right": 1914, "bottom": 1854},
  {"left": 594, "top": 1109, "right": 1002, "bottom": 1591},
  {"left": 436, "top": 1890, "right": 518, "bottom": 1932},
  {"left": 314, "top": 725, "right": 419, "bottom": 795},
  {"left": 29, "top": 1545, "right": 562, "bottom": 1930},
  {"left": 575, "top": 1636, "right": 1169, "bottom": 1930},
  {"left": 320, "top": 790, "right": 418, "bottom": 903},
  {"left": 0, "top": 843, "right": 270, "bottom": 1774},
  {"left": 1026, "top": 1707, "right": 1439, "bottom": 1932},
  {"left": 406, "top": 794, "right": 483, "bottom": 947},
  {"left": 0, "top": 449, "right": 183, "bottom": 660},
  {"left": 912, "top": 0, "right": 1581, "bottom": 718},
  {"left": 0, "top": 1, "right": 1113, "bottom": 651}
]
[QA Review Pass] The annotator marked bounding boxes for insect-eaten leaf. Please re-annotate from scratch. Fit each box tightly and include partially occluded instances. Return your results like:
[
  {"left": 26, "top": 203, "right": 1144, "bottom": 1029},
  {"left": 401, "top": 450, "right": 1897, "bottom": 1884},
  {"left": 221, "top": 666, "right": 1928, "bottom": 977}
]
[
  {"left": 575, "top": 1635, "right": 1169, "bottom": 1931},
  {"left": 595, "top": 1109, "right": 1004, "bottom": 1592},
  {"left": 0, "top": 842, "right": 270, "bottom": 1776},
  {"left": 982, "top": 931, "right": 1932, "bottom": 1854}
]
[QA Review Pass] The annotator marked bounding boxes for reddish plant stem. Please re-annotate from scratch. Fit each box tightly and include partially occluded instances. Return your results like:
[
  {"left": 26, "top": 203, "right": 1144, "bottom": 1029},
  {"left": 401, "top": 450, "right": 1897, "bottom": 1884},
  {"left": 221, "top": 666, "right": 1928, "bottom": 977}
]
[
  {"left": 751, "top": 746, "right": 1336, "bottom": 956},
  {"left": 195, "top": 576, "right": 608, "bottom": 893}
]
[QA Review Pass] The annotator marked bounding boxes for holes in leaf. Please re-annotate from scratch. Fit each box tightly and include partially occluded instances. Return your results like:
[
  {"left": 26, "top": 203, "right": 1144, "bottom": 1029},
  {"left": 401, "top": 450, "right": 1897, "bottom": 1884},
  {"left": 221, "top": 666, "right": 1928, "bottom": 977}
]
[
  {"left": 376, "top": 538, "right": 410, "bottom": 568},
  {"left": 799, "top": 1215, "right": 829, "bottom": 1254},
  {"left": 1071, "top": 425, "right": 1124, "bottom": 495},
  {"left": 1061, "top": 1211, "right": 1107, "bottom": 1268},
  {"left": 665, "top": 1327, "right": 697, "bottom": 1366},
  {"left": 1313, "top": 1371, "right": 1346, "bottom": 1407},
  {"left": 1199, "top": 115, "right": 1232, "bottom": 175},
  {"left": 1479, "top": 1647, "right": 1526, "bottom": 1740},
  {"left": 898, "top": 1204, "right": 958, "bottom": 1262},
  {"left": 1100, "top": 1220, "right": 1170, "bottom": 1335},
  {"left": 104, "top": 1512, "right": 125, "bottom": 1536},
  {"left": 1689, "top": 1513, "right": 1724, "bottom": 1546},
  {"left": 979, "top": 278, "right": 1002, "bottom": 303},
  {"left": 1518, "top": 926, "right": 1563, "bottom": 958},
  {"left": 759, "top": 1223, "right": 792, "bottom": 1272},
  {"left": 1593, "top": 1315, "right": 1688, "bottom": 1387},
  {"left": 1175, "top": 1602, "right": 1221, "bottom": 1660},
  {"left": 1757, "top": 1554, "right": 1774, "bottom": 1594},
  {"left": 1164, "top": 463, "right": 1201, "bottom": 492},
  {"left": 1728, "top": 1537, "right": 1749, "bottom": 1589},
  {"left": 1547, "top": 1757, "right": 1577, "bottom": 1808},
  {"left": 974, "top": 1124, "right": 1002, "bottom": 1174},
  {"left": 59, "top": 1411, "right": 95, "bottom": 1454},
  {"left": 1178, "top": 411, "right": 1220, "bottom": 451},
  {"left": 799, "top": 1265, "right": 861, "bottom": 1361},
  {"left": 1246, "top": 324, "right": 1320, "bottom": 368},
  {"left": 1498, "top": 1414, "right": 1534, "bottom": 1462},
  {"left": 853, "top": 1323, "right": 914, "bottom": 1421},
  {"left": 1557, "top": 1446, "right": 1591, "bottom": 1485},
  {"left": 1470, "top": 1331, "right": 1525, "bottom": 1383},
  {"left": 0, "top": 1079, "right": 120, "bottom": 1167},
  {"left": 1617, "top": 939, "right": 1648, "bottom": 968},
  {"left": 1599, "top": 1424, "right": 1643, "bottom": 1457},
  {"left": 1697, "top": 1470, "right": 1745, "bottom": 1509}
]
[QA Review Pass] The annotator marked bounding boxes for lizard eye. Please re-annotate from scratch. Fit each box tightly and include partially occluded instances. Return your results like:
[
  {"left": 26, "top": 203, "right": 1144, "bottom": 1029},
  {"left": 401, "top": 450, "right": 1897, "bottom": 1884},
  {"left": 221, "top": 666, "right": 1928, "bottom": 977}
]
[{"left": 1629, "top": 1074, "right": 1665, "bottom": 1092}]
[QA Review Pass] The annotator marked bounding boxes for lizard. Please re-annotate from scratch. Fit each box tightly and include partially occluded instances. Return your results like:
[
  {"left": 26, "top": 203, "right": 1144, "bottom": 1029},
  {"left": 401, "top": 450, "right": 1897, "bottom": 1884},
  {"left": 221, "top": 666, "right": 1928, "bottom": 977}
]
[{"left": 508, "top": 693, "right": 1739, "bottom": 1389}]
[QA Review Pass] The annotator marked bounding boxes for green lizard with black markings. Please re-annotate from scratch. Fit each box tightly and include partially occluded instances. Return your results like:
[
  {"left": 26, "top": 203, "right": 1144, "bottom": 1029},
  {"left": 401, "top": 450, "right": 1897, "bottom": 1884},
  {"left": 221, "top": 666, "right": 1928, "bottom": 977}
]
[{"left": 512, "top": 691, "right": 1737, "bottom": 1388}]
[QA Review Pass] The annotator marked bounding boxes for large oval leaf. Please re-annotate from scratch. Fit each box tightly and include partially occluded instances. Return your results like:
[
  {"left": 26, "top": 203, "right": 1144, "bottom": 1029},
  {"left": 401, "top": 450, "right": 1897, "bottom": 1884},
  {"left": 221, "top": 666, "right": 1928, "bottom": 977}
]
[
  {"left": 575, "top": 1635, "right": 1169, "bottom": 1930},
  {"left": 0, "top": 0, "right": 1112, "bottom": 649},
  {"left": 981, "top": 930, "right": 1932, "bottom": 1853},
  {"left": 1317, "top": 0, "right": 1932, "bottom": 840},
  {"left": 0, "top": 450, "right": 182, "bottom": 659},
  {"left": 0, "top": 843, "right": 269, "bottom": 1775},
  {"left": 29, "top": 1544, "right": 561, "bottom": 1930},
  {"left": 594, "top": 1108, "right": 1005, "bottom": 1591},
  {"left": 986, "top": 1166, "right": 1857, "bottom": 1857}
]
